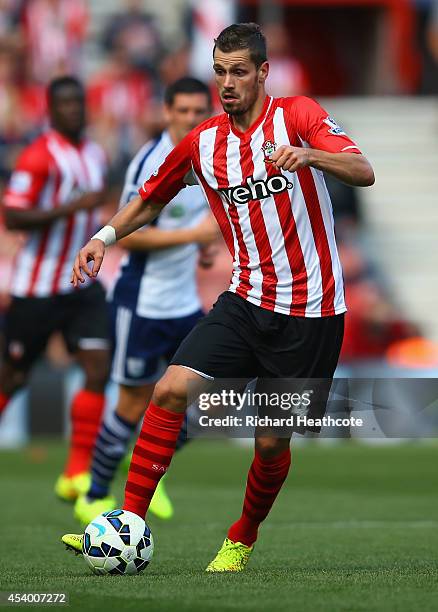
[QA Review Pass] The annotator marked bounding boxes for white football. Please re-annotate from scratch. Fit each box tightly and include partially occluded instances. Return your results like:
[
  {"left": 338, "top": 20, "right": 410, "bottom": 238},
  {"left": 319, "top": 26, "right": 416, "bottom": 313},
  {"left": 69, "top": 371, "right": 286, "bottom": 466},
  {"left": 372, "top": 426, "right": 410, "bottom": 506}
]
[{"left": 82, "top": 509, "right": 154, "bottom": 575}]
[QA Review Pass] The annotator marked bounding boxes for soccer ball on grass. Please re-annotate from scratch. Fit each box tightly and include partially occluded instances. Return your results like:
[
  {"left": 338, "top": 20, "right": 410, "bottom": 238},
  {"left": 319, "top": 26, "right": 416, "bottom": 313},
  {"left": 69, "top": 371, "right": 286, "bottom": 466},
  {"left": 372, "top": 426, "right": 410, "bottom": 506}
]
[{"left": 82, "top": 509, "right": 154, "bottom": 575}]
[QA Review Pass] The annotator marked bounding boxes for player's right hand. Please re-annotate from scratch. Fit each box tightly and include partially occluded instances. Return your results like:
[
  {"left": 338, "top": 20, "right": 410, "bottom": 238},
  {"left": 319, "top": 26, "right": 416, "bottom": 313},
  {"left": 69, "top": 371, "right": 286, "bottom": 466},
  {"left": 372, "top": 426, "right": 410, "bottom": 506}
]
[{"left": 71, "top": 239, "right": 105, "bottom": 287}]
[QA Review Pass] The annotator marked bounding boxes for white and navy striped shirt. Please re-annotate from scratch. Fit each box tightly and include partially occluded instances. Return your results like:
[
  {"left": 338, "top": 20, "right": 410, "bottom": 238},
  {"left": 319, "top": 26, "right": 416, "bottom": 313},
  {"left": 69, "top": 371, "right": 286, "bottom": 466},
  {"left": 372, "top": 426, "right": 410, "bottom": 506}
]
[{"left": 108, "top": 131, "right": 209, "bottom": 318}]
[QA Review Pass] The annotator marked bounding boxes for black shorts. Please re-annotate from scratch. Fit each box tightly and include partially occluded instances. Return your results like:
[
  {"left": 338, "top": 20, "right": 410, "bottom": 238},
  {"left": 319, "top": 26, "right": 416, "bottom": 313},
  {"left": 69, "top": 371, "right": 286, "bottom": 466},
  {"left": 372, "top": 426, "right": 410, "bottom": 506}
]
[
  {"left": 171, "top": 291, "right": 344, "bottom": 433},
  {"left": 3, "top": 282, "right": 110, "bottom": 371}
]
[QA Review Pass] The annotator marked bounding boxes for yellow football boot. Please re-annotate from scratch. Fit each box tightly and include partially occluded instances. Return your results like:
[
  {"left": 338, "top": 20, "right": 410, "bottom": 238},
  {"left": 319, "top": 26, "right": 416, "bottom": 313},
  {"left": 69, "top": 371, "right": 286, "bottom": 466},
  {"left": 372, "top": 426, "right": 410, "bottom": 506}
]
[
  {"left": 205, "top": 538, "right": 254, "bottom": 573},
  {"left": 54, "top": 472, "right": 91, "bottom": 502}
]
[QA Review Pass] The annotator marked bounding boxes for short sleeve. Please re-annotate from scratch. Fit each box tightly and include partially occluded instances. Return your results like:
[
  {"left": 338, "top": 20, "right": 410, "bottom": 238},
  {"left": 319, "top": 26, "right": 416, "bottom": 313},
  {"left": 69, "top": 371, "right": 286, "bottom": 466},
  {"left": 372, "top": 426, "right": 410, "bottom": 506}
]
[
  {"left": 285, "top": 96, "right": 362, "bottom": 155},
  {"left": 3, "top": 144, "right": 50, "bottom": 209},
  {"left": 138, "top": 130, "right": 193, "bottom": 203}
]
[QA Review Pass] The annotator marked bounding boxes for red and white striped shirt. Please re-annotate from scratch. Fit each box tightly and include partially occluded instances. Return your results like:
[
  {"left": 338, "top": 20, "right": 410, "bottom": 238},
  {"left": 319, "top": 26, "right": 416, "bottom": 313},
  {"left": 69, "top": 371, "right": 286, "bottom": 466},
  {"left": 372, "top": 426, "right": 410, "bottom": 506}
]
[
  {"left": 4, "top": 130, "right": 106, "bottom": 297},
  {"left": 139, "top": 96, "right": 362, "bottom": 317}
]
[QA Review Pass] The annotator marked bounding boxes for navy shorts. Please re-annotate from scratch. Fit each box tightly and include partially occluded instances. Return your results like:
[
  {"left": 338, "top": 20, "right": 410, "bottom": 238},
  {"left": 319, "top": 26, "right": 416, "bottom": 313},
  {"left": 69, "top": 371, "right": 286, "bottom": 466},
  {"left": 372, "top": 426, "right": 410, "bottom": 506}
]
[{"left": 109, "top": 303, "right": 204, "bottom": 386}]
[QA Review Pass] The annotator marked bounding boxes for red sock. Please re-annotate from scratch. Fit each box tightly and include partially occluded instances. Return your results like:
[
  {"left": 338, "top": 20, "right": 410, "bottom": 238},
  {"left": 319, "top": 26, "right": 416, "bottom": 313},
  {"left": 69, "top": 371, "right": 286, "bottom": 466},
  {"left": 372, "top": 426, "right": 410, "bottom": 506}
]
[
  {"left": 123, "top": 402, "right": 184, "bottom": 518},
  {"left": 0, "top": 392, "right": 9, "bottom": 417},
  {"left": 228, "top": 448, "right": 291, "bottom": 547},
  {"left": 64, "top": 389, "right": 105, "bottom": 477}
]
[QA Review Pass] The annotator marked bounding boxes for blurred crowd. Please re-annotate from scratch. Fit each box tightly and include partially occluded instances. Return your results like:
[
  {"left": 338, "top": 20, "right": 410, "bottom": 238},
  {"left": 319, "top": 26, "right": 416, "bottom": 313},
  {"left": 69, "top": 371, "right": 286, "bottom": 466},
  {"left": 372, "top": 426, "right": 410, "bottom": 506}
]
[
  {"left": 1, "top": 0, "right": 437, "bottom": 371},
  {"left": 0, "top": 0, "right": 437, "bottom": 176},
  {"left": 0, "top": 0, "right": 315, "bottom": 181}
]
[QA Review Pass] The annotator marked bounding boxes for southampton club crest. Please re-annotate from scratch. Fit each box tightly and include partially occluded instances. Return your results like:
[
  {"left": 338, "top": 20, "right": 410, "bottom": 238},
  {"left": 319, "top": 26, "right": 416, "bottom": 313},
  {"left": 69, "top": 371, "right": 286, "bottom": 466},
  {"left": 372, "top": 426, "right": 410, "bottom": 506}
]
[{"left": 261, "top": 140, "right": 277, "bottom": 163}]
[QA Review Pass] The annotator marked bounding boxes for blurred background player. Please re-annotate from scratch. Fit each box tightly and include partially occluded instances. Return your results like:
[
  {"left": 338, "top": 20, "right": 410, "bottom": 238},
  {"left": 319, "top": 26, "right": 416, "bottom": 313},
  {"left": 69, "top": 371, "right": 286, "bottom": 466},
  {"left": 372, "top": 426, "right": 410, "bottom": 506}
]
[
  {"left": 0, "top": 76, "right": 111, "bottom": 501},
  {"left": 73, "top": 76, "right": 220, "bottom": 526}
]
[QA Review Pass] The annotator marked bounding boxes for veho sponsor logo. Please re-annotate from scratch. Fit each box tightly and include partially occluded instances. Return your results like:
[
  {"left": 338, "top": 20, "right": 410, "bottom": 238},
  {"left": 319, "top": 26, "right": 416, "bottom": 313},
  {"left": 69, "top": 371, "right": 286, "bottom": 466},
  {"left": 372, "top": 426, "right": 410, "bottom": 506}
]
[{"left": 220, "top": 174, "right": 293, "bottom": 205}]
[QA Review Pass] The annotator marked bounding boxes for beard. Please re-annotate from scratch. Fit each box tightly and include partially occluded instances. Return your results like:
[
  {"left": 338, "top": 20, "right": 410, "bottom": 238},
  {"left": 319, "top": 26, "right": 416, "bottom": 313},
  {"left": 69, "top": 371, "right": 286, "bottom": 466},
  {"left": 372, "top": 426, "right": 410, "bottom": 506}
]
[
  {"left": 224, "top": 104, "right": 247, "bottom": 116},
  {"left": 221, "top": 79, "right": 259, "bottom": 116},
  {"left": 225, "top": 101, "right": 252, "bottom": 116}
]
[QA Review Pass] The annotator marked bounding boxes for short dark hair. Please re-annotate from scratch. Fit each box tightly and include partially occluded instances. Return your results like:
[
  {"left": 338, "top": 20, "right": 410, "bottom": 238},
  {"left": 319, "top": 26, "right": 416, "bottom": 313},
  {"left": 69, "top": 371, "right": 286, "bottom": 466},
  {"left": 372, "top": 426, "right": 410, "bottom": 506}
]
[
  {"left": 47, "top": 76, "right": 84, "bottom": 105},
  {"left": 213, "top": 23, "right": 267, "bottom": 68},
  {"left": 164, "top": 77, "right": 212, "bottom": 107}
]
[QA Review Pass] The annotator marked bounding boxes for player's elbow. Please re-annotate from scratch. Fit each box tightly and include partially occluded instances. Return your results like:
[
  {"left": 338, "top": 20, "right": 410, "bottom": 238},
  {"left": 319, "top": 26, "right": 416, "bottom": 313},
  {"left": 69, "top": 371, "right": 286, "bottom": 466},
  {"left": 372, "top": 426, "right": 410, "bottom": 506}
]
[
  {"left": 363, "top": 165, "right": 375, "bottom": 186},
  {"left": 355, "top": 158, "right": 375, "bottom": 187}
]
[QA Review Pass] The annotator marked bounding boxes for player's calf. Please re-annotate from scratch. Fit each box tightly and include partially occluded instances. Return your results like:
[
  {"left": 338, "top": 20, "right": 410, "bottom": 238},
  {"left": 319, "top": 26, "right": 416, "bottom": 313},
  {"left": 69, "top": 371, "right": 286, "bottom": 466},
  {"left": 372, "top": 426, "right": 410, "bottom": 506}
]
[
  {"left": 254, "top": 434, "right": 291, "bottom": 459},
  {"left": 123, "top": 366, "right": 206, "bottom": 518},
  {"left": 227, "top": 446, "right": 292, "bottom": 548}
]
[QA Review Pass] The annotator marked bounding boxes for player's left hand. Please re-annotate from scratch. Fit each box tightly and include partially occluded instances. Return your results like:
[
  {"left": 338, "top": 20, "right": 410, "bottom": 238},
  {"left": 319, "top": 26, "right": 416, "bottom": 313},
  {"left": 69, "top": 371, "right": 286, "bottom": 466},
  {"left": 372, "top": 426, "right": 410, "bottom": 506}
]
[{"left": 269, "top": 145, "right": 311, "bottom": 172}]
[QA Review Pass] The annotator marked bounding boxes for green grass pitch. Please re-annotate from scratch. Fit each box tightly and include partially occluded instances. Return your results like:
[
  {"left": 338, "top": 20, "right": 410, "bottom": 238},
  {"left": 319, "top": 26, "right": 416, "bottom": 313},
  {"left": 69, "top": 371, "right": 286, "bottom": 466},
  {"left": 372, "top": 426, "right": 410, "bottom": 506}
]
[{"left": 0, "top": 440, "right": 437, "bottom": 611}]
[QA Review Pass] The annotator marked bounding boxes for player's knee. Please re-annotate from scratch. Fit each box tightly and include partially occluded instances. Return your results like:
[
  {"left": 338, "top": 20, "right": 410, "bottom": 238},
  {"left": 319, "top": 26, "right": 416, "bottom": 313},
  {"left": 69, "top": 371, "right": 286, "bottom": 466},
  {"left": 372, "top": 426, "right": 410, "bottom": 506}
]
[
  {"left": 152, "top": 377, "right": 187, "bottom": 412},
  {"left": 255, "top": 436, "right": 289, "bottom": 459}
]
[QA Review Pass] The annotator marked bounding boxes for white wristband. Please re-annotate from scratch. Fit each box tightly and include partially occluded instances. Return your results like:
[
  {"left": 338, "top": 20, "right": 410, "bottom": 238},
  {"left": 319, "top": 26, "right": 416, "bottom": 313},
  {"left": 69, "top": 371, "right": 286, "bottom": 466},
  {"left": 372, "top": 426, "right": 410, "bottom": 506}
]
[{"left": 91, "top": 225, "right": 117, "bottom": 247}]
